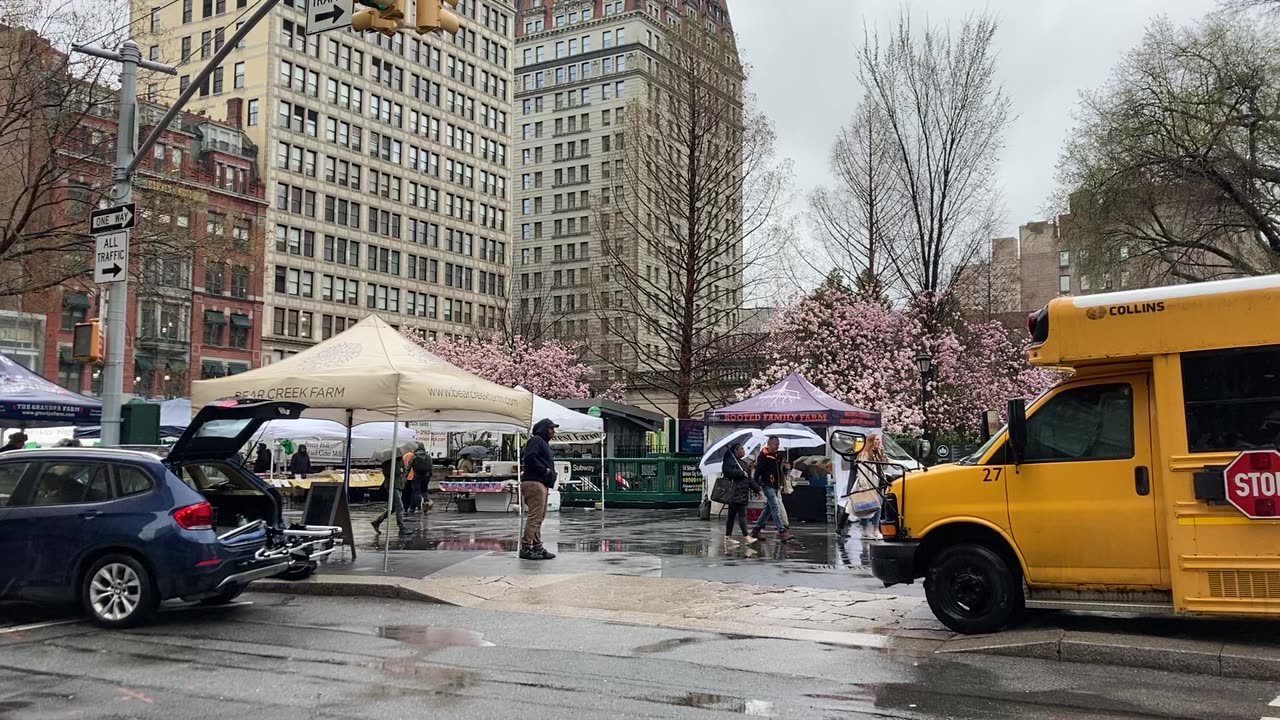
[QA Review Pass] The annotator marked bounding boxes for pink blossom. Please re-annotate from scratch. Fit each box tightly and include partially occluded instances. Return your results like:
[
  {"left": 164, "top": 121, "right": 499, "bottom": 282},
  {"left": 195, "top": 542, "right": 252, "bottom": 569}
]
[
  {"left": 401, "top": 329, "right": 600, "bottom": 400},
  {"left": 745, "top": 287, "right": 1062, "bottom": 435}
]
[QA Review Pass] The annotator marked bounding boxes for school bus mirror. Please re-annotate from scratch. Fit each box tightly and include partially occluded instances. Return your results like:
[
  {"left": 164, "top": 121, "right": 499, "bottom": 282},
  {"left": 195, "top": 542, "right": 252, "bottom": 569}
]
[
  {"left": 1007, "top": 398, "right": 1028, "bottom": 464},
  {"left": 829, "top": 431, "right": 866, "bottom": 459}
]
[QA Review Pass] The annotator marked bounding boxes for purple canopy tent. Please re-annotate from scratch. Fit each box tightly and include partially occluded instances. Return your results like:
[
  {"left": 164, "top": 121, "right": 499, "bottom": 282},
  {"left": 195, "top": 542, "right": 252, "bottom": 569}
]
[
  {"left": 0, "top": 353, "right": 102, "bottom": 428},
  {"left": 703, "top": 372, "right": 880, "bottom": 427}
]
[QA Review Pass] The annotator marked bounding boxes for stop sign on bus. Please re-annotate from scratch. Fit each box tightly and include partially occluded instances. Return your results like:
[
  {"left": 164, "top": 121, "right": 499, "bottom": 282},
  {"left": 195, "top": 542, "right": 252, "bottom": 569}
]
[{"left": 1224, "top": 449, "right": 1280, "bottom": 519}]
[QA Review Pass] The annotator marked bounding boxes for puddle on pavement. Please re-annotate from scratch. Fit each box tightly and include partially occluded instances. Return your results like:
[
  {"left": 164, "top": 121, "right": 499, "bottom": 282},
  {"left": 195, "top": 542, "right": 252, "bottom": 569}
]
[
  {"left": 634, "top": 636, "right": 706, "bottom": 653},
  {"left": 668, "top": 692, "right": 774, "bottom": 716},
  {"left": 377, "top": 625, "right": 495, "bottom": 650}
]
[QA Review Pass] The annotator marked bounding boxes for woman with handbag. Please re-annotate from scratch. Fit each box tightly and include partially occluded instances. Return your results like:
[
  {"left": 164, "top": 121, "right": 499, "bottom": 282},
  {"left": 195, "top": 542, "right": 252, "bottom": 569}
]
[
  {"left": 846, "top": 434, "right": 887, "bottom": 539},
  {"left": 720, "top": 443, "right": 761, "bottom": 544}
]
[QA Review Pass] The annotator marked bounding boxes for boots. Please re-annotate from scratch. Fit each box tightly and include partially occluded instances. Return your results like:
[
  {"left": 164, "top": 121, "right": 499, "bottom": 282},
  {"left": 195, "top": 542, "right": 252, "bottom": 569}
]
[{"left": 519, "top": 544, "right": 556, "bottom": 560}]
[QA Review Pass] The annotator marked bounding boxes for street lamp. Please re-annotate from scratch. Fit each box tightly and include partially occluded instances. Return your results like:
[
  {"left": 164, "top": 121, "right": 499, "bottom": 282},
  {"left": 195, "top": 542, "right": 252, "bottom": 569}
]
[{"left": 915, "top": 351, "right": 933, "bottom": 462}]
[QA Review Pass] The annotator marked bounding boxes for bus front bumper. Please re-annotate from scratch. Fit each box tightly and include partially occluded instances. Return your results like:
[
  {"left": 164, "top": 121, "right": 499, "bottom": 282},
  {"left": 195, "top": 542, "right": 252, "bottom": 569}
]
[{"left": 868, "top": 540, "right": 919, "bottom": 587}]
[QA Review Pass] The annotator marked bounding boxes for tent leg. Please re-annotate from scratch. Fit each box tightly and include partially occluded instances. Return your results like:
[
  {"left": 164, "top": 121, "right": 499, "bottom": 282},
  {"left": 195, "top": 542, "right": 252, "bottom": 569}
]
[
  {"left": 599, "top": 436, "right": 605, "bottom": 511},
  {"left": 384, "top": 417, "right": 400, "bottom": 572},
  {"left": 342, "top": 409, "right": 354, "bottom": 561}
]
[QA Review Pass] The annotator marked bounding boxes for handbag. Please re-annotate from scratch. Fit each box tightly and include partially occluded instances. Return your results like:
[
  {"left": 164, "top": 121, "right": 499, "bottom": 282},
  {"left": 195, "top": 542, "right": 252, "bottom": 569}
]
[
  {"left": 781, "top": 474, "right": 795, "bottom": 495},
  {"left": 848, "top": 468, "right": 881, "bottom": 515},
  {"left": 710, "top": 476, "right": 734, "bottom": 504}
]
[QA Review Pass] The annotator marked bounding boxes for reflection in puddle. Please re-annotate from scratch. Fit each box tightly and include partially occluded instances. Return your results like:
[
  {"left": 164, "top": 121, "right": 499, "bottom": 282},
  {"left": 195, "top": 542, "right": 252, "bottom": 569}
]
[
  {"left": 672, "top": 692, "right": 774, "bottom": 716},
  {"left": 376, "top": 625, "right": 495, "bottom": 650}
]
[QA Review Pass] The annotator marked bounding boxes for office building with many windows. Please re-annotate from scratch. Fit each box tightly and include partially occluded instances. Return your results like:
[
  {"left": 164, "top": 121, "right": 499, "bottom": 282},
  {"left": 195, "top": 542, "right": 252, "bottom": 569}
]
[{"left": 133, "top": 0, "right": 516, "bottom": 362}]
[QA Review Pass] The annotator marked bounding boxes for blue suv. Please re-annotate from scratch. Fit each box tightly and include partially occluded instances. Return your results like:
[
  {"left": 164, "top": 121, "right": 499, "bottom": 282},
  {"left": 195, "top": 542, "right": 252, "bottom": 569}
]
[{"left": 0, "top": 399, "right": 338, "bottom": 627}]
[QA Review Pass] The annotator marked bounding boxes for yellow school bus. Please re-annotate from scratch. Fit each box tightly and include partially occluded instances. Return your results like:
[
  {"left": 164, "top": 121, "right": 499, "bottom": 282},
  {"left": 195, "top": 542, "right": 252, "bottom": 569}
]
[{"left": 865, "top": 275, "right": 1280, "bottom": 634}]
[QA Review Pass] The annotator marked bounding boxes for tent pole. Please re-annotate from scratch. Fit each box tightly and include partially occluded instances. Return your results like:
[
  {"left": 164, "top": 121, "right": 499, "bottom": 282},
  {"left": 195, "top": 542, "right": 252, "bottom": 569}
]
[
  {"left": 599, "top": 435, "right": 605, "bottom": 511},
  {"left": 342, "top": 409, "right": 353, "bottom": 496},
  {"left": 516, "top": 433, "right": 523, "bottom": 556},
  {"left": 384, "top": 416, "right": 400, "bottom": 572}
]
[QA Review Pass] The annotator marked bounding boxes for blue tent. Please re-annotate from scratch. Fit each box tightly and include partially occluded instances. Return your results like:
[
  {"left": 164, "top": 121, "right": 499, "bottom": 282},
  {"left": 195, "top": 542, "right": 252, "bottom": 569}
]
[{"left": 0, "top": 353, "right": 102, "bottom": 428}]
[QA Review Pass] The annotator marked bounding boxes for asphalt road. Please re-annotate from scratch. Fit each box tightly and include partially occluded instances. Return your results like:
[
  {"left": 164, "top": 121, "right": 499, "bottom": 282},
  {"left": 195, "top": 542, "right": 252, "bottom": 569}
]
[{"left": 2, "top": 594, "right": 1278, "bottom": 719}]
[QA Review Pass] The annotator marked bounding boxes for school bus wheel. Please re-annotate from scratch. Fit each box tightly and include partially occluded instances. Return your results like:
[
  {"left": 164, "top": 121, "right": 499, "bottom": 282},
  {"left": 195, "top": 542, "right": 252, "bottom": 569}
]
[{"left": 924, "top": 543, "right": 1024, "bottom": 634}]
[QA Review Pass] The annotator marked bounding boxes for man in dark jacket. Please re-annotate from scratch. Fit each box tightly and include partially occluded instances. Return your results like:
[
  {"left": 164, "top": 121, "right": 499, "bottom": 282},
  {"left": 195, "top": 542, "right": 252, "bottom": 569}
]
[
  {"left": 721, "top": 443, "right": 760, "bottom": 543},
  {"left": 253, "top": 443, "right": 272, "bottom": 474},
  {"left": 519, "top": 419, "right": 558, "bottom": 560},
  {"left": 289, "top": 444, "right": 312, "bottom": 478},
  {"left": 750, "top": 437, "right": 792, "bottom": 541}
]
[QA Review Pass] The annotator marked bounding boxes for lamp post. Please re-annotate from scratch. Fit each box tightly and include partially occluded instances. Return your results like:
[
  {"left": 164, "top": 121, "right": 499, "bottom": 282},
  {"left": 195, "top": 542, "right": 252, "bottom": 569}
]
[{"left": 915, "top": 351, "right": 933, "bottom": 463}]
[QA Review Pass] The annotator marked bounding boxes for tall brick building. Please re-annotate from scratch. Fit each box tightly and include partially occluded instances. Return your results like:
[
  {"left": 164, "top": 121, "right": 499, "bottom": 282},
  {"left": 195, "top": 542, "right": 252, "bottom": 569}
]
[{"left": 0, "top": 28, "right": 268, "bottom": 398}]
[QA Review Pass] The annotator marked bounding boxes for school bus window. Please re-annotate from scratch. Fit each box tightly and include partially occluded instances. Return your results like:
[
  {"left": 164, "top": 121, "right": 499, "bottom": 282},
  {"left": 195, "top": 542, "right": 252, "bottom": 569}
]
[
  {"left": 1182, "top": 344, "right": 1280, "bottom": 453},
  {"left": 1023, "top": 383, "right": 1134, "bottom": 462}
]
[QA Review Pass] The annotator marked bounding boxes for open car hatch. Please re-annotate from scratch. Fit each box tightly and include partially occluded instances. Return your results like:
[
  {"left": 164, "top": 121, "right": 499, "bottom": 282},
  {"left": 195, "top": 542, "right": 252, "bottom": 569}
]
[{"left": 166, "top": 398, "right": 307, "bottom": 465}]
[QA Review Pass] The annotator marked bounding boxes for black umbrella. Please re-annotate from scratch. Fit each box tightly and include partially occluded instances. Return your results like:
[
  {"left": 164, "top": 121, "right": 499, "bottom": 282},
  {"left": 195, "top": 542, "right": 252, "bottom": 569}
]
[{"left": 458, "top": 445, "right": 490, "bottom": 459}]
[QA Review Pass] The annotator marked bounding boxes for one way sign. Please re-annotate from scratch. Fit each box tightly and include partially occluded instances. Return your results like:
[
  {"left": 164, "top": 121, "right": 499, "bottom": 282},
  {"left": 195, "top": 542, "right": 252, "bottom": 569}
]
[
  {"left": 306, "top": 0, "right": 353, "bottom": 35},
  {"left": 90, "top": 203, "right": 135, "bottom": 234}
]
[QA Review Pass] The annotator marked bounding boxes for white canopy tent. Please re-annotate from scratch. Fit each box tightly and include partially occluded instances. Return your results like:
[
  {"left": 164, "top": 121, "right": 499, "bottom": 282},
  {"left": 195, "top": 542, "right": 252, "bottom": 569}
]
[{"left": 190, "top": 315, "right": 534, "bottom": 569}]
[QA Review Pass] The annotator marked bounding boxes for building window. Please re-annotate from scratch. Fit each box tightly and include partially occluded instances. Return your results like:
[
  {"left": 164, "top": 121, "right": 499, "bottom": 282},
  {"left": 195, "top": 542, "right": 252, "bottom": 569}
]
[
  {"left": 57, "top": 349, "right": 83, "bottom": 391},
  {"left": 1058, "top": 250, "right": 1069, "bottom": 268},
  {"left": 60, "top": 292, "right": 89, "bottom": 331},
  {"left": 229, "top": 313, "right": 251, "bottom": 348},
  {"left": 203, "top": 310, "right": 226, "bottom": 345},
  {"left": 230, "top": 266, "right": 249, "bottom": 299},
  {"left": 1183, "top": 345, "right": 1280, "bottom": 453},
  {"left": 206, "top": 264, "right": 225, "bottom": 294},
  {"left": 1058, "top": 275, "right": 1071, "bottom": 294},
  {"left": 247, "top": 98, "right": 259, "bottom": 126},
  {"left": 233, "top": 62, "right": 245, "bottom": 89},
  {"left": 149, "top": 8, "right": 159, "bottom": 32},
  {"left": 1080, "top": 275, "right": 1091, "bottom": 292}
]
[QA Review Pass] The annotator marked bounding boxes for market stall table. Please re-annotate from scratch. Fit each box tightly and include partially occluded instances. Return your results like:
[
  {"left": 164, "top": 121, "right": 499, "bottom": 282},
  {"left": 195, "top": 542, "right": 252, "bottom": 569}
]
[{"left": 439, "top": 474, "right": 520, "bottom": 512}]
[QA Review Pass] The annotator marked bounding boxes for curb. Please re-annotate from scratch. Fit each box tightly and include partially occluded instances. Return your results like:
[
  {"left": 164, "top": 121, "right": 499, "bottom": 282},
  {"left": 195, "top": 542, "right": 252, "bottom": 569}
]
[
  {"left": 252, "top": 576, "right": 455, "bottom": 605},
  {"left": 252, "top": 576, "right": 1280, "bottom": 681},
  {"left": 934, "top": 629, "right": 1280, "bottom": 682}
]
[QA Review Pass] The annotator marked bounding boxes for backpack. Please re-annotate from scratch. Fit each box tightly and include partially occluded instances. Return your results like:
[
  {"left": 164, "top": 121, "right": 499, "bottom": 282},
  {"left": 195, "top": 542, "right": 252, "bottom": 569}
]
[{"left": 403, "top": 451, "right": 416, "bottom": 481}]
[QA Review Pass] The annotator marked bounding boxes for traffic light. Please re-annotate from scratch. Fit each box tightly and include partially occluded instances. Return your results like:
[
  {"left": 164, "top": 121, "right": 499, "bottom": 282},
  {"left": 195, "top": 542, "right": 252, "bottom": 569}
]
[
  {"left": 72, "top": 319, "right": 102, "bottom": 362},
  {"left": 416, "top": 0, "right": 460, "bottom": 34},
  {"left": 353, "top": 0, "right": 404, "bottom": 36}
]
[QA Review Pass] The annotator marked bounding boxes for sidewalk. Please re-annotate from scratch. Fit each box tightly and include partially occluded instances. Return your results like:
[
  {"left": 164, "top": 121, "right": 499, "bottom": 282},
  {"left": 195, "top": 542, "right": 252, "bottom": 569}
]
[{"left": 256, "top": 548, "right": 1280, "bottom": 681}]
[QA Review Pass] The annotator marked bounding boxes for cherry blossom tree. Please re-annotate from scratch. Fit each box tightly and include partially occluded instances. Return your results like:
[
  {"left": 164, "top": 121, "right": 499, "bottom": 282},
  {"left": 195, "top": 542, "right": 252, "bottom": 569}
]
[
  {"left": 746, "top": 282, "right": 1059, "bottom": 436},
  {"left": 401, "top": 329, "right": 623, "bottom": 401}
]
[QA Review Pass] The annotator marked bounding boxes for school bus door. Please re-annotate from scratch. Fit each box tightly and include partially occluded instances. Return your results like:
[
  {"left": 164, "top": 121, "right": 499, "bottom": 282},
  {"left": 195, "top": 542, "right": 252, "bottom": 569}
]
[{"left": 1004, "top": 376, "right": 1161, "bottom": 586}]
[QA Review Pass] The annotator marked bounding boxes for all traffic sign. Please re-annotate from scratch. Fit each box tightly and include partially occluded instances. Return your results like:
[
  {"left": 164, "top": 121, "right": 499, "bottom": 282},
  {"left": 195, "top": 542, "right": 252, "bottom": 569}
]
[
  {"left": 93, "top": 230, "right": 129, "bottom": 284},
  {"left": 306, "top": 0, "right": 353, "bottom": 35},
  {"left": 1224, "top": 449, "right": 1280, "bottom": 519},
  {"left": 90, "top": 203, "right": 135, "bottom": 234}
]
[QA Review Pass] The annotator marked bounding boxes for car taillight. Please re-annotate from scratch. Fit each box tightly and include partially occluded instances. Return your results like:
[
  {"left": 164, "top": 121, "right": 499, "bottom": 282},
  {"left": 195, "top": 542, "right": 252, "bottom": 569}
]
[{"left": 174, "top": 501, "right": 214, "bottom": 531}]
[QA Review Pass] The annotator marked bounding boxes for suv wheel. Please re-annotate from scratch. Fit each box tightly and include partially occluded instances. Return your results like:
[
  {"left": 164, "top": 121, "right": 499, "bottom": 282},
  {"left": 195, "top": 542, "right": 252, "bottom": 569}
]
[
  {"left": 924, "top": 543, "right": 1023, "bottom": 634},
  {"left": 82, "top": 554, "right": 158, "bottom": 628}
]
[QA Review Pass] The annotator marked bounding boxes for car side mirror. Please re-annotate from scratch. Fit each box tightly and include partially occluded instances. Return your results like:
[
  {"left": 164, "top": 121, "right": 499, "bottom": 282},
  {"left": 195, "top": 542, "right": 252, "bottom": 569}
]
[
  {"left": 829, "top": 430, "right": 866, "bottom": 460},
  {"left": 1007, "top": 398, "right": 1027, "bottom": 465}
]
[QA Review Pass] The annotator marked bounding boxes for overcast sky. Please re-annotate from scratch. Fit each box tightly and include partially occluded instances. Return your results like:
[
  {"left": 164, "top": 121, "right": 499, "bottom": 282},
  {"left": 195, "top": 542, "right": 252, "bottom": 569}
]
[{"left": 730, "top": 0, "right": 1219, "bottom": 246}]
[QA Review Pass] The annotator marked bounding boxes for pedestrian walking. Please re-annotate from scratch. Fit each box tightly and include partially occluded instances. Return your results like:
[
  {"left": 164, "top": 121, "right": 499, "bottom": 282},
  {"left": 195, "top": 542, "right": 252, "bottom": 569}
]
[
  {"left": 405, "top": 444, "right": 432, "bottom": 513},
  {"left": 253, "top": 443, "right": 272, "bottom": 474},
  {"left": 721, "top": 443, "right": 760, "bottom": 544},
  {"left": 373, "top": 453, "right": 411, "bottom": 536},
  {"left": 0, "top": 432, "right": 27, "bottom": 453},
  {"left": 519, "top": 418, "right": 558, "bottom": 560},
  {"left": 749, "top": 437, "right": 792, "bottom": 541}
]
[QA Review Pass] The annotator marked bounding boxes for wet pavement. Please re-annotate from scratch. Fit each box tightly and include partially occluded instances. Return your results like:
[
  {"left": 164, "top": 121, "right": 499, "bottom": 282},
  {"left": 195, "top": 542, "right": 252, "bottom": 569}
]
[
  {"left": 2, "top": 592, "right": 1278, "bottom": 719},
  {"left": 309, "top": 504, "right": 910, "bottom": 594}
]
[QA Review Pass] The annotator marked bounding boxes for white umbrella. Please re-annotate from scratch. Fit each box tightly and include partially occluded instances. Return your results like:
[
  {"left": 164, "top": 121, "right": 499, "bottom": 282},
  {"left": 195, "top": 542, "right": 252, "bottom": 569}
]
[
  {"left": 699, "top": 428, "right": 764, "bottom": 477},
  {"left": 745, "top": 424, "right": 826, "bottom": 456}
]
